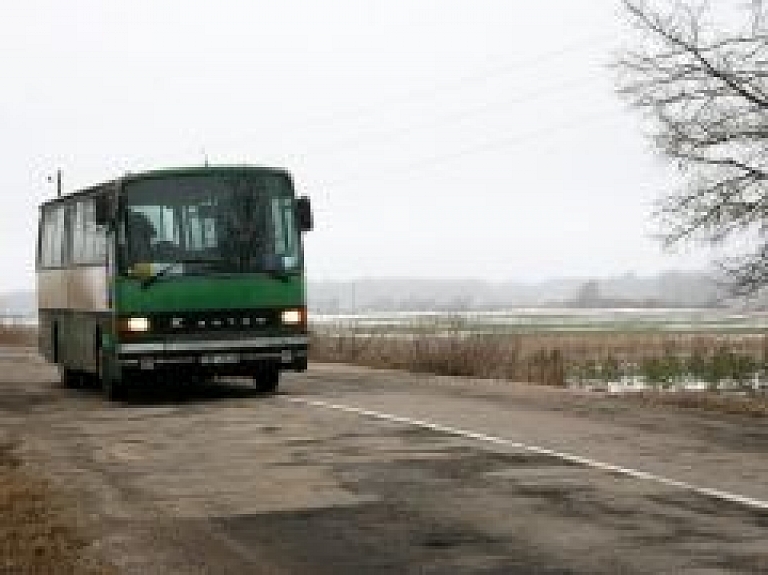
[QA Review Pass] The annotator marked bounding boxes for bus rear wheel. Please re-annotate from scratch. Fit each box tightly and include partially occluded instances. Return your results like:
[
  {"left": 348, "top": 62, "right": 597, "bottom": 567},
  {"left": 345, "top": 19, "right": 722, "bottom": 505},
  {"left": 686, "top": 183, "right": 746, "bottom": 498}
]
[
  {"left": 253, "top": 363, "right": 280, "bottom": 394},
  {"left": 61, "top": 367, "right": 82, "bottom": 389}
]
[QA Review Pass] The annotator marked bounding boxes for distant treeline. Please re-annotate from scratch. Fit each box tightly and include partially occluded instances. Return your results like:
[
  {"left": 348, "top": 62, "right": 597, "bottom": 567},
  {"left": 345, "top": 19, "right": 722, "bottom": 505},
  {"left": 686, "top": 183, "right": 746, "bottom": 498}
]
[
  {"left": 0, "top": 271, "right": 750, "bottom": 316},
  {"left": 309, "top": 272, "right": 732, "bottom": 313}
]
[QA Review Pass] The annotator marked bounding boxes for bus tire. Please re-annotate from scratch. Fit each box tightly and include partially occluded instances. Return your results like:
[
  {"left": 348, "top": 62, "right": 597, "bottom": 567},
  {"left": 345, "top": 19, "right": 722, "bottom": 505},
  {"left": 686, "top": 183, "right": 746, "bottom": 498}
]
[
  {"left": 61, "top": 367, "right": 81, "bottom": 389},
  {"left": 98, "top": 347, "right": 124, "bottom": 401},
  {"left": 102, "top": 375, "right": 125, "bottom": 401},
  {"left": 253, "top": 364, "right": 280, "bottom": 394}
]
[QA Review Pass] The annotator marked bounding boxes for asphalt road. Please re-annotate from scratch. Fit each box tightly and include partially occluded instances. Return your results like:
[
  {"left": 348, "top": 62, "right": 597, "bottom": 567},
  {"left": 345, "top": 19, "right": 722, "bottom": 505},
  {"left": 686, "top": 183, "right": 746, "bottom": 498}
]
[{"left": 1, "top": 348, "right": 767, "bottom": 574}]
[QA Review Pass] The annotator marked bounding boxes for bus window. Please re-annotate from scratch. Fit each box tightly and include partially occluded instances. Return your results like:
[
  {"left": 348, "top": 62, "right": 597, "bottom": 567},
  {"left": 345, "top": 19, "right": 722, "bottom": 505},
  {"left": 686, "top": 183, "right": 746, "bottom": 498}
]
[
  {"left": 72, "top": 200, "right": 108, "bottom": 266},
  {"left": 72, "top": 201, "right": 85, "bottom": 264},
  {"left": 121, "top": 174, "right": 300, "bottom": 274},
  {"left": 40, "top": 209, "right": 55, "bottom": 268},
  {"left": 270, "top": 196, "right": 299, "bottom": 269},
  {"left": 41, "top": 205, "right": 66, "bottom": 268},
  {"left": 85, "top": 201, "right": 107, "bottom": 264},
  {"left": 183, "top": 203, "right": 218, "bottom": 250}
]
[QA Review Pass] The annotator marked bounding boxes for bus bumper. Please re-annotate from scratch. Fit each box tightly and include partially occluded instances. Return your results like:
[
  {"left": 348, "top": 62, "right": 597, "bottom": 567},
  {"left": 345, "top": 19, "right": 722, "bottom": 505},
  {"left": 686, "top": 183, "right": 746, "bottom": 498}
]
[{"left": 116, "top": 335, "right": 309, "bottom": 374}]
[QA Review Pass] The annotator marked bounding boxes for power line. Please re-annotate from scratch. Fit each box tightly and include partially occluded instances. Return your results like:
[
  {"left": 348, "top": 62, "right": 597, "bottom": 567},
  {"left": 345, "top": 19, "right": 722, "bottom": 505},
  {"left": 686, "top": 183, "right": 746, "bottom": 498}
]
[
  {"left": 321, "top": 110, "right": 612, "bottom": 190},
  {"left": 206, "top": 34, "right": 611, "bottom": 152},
  {"left": 141, "top": 35, "right": 614, "bottom": 179},
  {"left": 300, "top": 74, "right": 598, "bottom": 159},
  {"left": 296, "top": 34, "right": 610, "bottom": 130}
]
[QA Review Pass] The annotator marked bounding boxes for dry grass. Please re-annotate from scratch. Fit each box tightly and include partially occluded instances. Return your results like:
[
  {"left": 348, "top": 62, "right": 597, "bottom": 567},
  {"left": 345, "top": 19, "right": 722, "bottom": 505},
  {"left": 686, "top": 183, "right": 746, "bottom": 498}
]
[
  {"left": 310, "top": 331, "right": 768, "bottom": 387},
  {"left": 310, "top": 331, "right": 768, "bottom": 417},
  {"left": 0, "top": 441, "right": 115, "bottom": 574},
  {"left": 310, "top": 333, "right": 566, "bottom": 386}
]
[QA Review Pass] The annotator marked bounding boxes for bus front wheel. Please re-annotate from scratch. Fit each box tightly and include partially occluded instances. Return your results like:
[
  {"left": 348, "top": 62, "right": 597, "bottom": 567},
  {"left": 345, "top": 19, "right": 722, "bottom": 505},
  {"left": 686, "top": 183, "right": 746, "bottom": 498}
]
[
  {"left": 102, "top": 376, "right": 125, "bottom": 401},
  {"left": 98, "top": 348, "right": 125, "bottom": 402},
  {"left": 253, "top": 363, "right": 280, "bottom": 394}
]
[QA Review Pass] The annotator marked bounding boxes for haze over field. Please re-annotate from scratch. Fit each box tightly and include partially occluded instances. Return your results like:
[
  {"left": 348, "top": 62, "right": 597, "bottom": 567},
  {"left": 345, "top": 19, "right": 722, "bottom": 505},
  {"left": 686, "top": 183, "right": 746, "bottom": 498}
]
[
  {"left": 0, "top": 272, "right": 735, "bottom": 316},
  {"left": 309, "top": 272, "right": 729, "bottom": 312},
  {"left": 0, "top": 0, "right": 740, "bottom": 294}
]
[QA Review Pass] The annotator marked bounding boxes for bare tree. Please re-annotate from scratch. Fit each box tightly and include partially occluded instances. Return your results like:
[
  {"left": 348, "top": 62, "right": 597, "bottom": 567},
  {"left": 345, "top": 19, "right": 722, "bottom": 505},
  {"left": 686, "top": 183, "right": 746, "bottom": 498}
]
[
  {"left": 617, "top": 0, "right": 768, "bottom": 294},
  {"left": 753, "top": 0, "right": 764, "bottom": 34}
]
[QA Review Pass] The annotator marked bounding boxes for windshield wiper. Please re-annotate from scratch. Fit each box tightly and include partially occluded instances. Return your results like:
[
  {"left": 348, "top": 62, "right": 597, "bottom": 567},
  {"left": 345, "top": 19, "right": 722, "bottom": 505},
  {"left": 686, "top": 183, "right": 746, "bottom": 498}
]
[{"left": 140, "top": 258, "right": 222, "bottom": 289}]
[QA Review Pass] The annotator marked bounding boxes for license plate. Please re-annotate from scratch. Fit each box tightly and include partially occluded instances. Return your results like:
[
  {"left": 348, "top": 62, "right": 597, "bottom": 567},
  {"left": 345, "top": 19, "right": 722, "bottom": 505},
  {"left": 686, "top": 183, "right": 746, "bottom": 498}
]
[{"left": 202, "top": 354, "right": 239, "bottom": 365}]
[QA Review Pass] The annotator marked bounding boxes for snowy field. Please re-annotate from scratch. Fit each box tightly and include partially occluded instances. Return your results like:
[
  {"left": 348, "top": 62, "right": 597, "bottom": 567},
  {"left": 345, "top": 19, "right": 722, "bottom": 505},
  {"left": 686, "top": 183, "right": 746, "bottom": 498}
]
[{"left": 311, "top": 308, "right": 768, "bottom": 334}]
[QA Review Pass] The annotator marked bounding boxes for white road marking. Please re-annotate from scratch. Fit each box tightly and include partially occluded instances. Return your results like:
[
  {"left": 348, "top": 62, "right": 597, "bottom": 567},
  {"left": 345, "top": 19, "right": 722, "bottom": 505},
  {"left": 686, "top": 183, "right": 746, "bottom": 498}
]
[{"left": 285, "top": 397, "right": 768, "bottom": 513}]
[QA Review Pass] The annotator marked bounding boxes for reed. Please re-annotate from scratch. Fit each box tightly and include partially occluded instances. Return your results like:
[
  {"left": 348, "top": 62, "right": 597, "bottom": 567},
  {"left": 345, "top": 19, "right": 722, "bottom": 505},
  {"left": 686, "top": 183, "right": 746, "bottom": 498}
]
[{"left": 310, "top": 331, "right": 768, "bottom": 390}]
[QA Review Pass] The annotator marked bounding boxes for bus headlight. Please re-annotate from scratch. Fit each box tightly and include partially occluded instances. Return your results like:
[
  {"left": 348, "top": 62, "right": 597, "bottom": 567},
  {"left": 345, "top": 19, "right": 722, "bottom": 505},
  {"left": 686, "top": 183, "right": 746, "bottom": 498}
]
[
  {"left": 281, "top": 309, "right": 303, "bottom": 325},
  {"left": 126, "top": 317, "right": 151, "bottom": 332}
]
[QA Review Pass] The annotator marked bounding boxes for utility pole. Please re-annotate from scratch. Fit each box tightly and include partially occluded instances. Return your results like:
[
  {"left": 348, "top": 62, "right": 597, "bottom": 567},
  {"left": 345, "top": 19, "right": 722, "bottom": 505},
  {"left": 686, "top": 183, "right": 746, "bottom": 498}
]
[
  {"left": 47, "top": 169, "right": 62, "bottom": 197},
  {"left": 753, "top": 0, "right": 764, "bottom": 33}
]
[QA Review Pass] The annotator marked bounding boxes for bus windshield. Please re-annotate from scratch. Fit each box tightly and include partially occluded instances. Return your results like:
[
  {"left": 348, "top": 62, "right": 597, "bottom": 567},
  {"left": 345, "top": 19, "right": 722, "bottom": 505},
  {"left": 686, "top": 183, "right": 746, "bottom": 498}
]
[{"left": 120, "top": 173, "right": 301, "bottom": 278}]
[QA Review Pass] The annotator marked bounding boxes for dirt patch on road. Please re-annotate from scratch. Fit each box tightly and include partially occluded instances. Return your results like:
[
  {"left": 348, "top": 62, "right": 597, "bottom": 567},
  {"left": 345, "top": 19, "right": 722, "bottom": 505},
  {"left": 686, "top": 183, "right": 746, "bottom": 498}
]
[{"left": 0, "top": 440, "right": 116, "bottom": 575}]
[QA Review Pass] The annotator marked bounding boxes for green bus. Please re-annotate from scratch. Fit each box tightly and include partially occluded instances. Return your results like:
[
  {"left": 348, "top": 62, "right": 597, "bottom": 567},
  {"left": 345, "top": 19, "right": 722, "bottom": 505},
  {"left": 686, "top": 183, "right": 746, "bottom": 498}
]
[{"left": 36, "top": 166, "right": 313, "bottom": 400}]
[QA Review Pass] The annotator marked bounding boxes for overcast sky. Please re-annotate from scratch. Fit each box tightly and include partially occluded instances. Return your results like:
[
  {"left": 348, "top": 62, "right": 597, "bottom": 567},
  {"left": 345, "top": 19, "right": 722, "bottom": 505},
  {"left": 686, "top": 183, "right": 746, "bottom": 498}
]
[{"left": 0, "top": 0, "right": 727, "bottom": 292}]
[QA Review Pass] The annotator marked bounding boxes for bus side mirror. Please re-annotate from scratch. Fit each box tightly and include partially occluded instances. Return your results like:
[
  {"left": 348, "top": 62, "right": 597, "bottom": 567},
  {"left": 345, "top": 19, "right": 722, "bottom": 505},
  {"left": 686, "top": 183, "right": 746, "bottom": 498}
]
[
  {"left": 94, "top": 196, "right": 114, "bottom": 226},
  {"left": 296, "top": 196, "right": 313, "bottom": 232}
]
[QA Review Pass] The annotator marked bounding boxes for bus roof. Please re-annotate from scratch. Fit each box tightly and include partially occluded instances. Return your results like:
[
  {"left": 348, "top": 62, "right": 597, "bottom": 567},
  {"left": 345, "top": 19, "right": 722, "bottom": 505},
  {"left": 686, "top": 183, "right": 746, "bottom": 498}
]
[{"left": 39, "top": 165, "right": 292, "bottom": 209}]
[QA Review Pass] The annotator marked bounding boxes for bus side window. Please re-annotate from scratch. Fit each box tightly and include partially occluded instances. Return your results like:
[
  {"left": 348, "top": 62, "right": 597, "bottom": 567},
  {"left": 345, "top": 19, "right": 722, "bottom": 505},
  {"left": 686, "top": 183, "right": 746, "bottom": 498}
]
[
  {"left": 82, "top": 201, "right": 97, "bottom": 263},
  {"left": 39, "top": 210, "right": 48, "bottom": 267},
  {"left": 37, "top": 210, "right": 44, "bottom": 268},
  {"left": 72, "top": 199, "right": 108, "bottom": 266},
  {"left": 41, "top": 205, "right": 66, "bottom": 268},
  {"left": 40, "top": 209, "right": 53, "bottom": 268},
  {"left": 92, "top": 209, "right": 107, "bottom": 264},
  {"left": 72, "top": 201, "right": 86, "bottom": 265}
]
